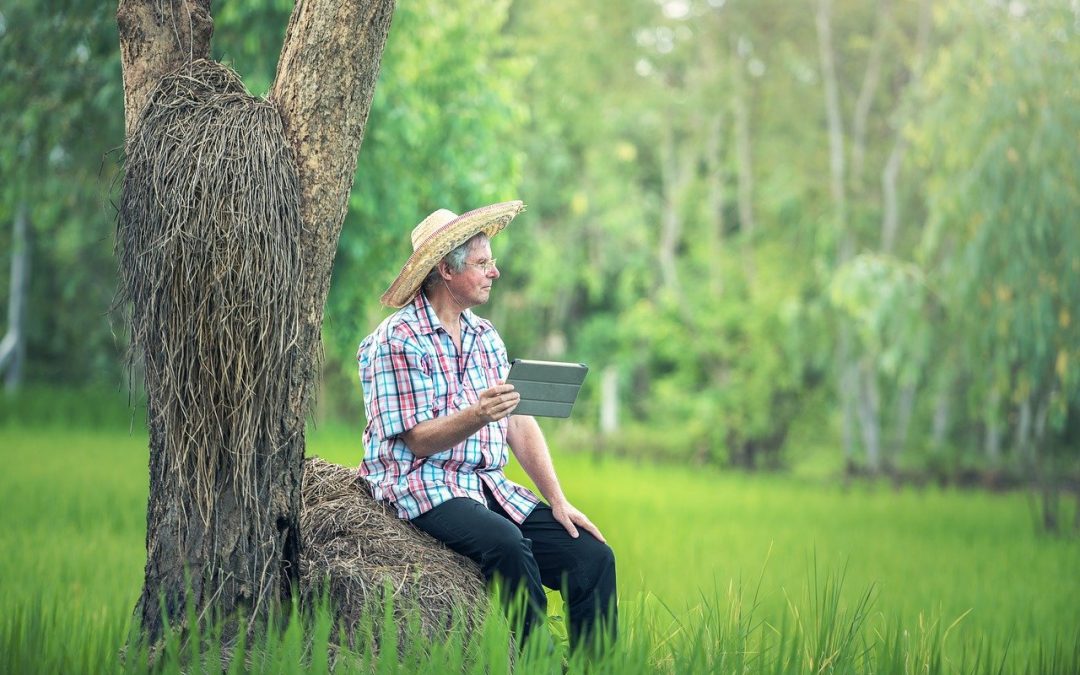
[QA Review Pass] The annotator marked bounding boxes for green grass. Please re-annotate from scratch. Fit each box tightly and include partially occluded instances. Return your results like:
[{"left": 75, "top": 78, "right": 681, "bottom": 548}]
[{"left": 1, "top": 424, "right": 1078, "bottom": 672}]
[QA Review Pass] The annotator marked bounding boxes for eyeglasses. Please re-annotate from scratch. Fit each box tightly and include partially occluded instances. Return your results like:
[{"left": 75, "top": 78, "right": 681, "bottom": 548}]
[{"left": 463, "top": 258, "right": 498, "bottom": 273}]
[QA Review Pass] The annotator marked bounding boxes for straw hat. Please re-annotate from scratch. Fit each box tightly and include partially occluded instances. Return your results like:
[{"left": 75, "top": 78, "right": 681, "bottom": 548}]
[{"left": 380, "top": 200, "right": 525, "bottom": 308}]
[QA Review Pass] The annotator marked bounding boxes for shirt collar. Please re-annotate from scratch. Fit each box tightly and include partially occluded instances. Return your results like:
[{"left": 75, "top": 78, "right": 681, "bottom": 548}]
[{"left": 413, "top": 291, "right": 488, "bottom": 336}]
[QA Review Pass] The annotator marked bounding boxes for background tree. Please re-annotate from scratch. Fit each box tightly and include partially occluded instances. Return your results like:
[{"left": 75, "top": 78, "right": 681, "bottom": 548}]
[
  {"left": 912, "top": 0, "right": 1080, "bottom": 526},
  {"left": 0, "top": 1, "right": 123, "bottom": 391}
]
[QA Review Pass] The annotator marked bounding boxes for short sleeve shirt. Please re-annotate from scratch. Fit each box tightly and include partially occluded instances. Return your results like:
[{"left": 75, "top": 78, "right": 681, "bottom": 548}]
[{"left": 357, "top": 292, "right": 540, "bottom": 523}]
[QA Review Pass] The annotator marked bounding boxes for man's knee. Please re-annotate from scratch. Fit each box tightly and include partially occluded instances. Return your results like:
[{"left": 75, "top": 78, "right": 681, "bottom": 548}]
[
  {"left": 479, "top": 525, "right": 534, "bottom": 567},
  {"left": 568, "top": 539, "right": 616, "bottom": 595}
]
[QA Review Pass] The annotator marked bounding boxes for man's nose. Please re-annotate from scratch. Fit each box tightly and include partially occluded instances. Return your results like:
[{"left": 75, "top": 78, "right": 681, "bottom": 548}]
[{"left": 489, "top": 264, "right": 500, "bottom": 279}]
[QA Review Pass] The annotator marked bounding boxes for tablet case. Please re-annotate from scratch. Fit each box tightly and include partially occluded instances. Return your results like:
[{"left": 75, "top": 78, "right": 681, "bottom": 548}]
[{"left": 506, "top": 359, "right": 588, "bottom": 418}]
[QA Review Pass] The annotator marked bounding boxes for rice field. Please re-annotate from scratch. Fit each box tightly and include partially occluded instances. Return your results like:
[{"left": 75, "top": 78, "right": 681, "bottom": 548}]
[{"left": 1, "top": 424, "right": 1078, "bottom": 673}]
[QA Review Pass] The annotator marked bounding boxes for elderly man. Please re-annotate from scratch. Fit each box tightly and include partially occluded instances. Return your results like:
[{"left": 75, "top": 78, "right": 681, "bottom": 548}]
[{"left": 356, "top": 200, "right": 616, "bottom": 650}]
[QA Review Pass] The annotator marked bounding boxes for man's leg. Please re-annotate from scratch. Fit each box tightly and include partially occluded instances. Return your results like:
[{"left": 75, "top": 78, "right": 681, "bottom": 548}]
[
  {"left": 497, "top": 502, "right": 617, "bottom": 651},
  {"left": 411, "top": 497, "right": 548, "bottom": 640}
]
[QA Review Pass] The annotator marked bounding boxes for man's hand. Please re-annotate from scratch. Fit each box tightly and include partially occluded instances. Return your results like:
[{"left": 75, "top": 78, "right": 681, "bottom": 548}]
[
  {"left": 551, "top": 499, "right": 606, "bottom": 543},
  {"left": 475, "top": 382, "right": 520, "bottom": 423}
]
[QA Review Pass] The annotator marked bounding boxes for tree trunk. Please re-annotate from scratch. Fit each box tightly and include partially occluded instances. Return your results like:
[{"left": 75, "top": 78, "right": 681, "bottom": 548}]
[
  {"left": 931, "top": 380, "right": 951, "bottom": 454},
  {"left": 850, "top": 0, "right": 889, "bottom": 187},
  {"left": 889, "top": 379, "right": 916, "bottom": 466},
  {"left": 657, "top": 122, "right": 685, "bottom": 295},
  {"left": 1015, "top": 393, "right": 1033, "bottom": 470},
  {"left": 856, "top": 359, "right": 882, "bottom": 473},
  {"left": 881, "top": 0, "right": 930, "bottom": 254},
  {"left": 731, "top": 41, "right": 755, "bottom": 239},
  {"left": 983, "top": 385, "right": 1002, "bottom": 466},
  {"left": 599, "top": 366, "right": 619, "bottom": 437},
  {"left": 118, "top": 0, "right": 394, "bottom": 654},
  {"left": 816, "top": 0, "right": 858, "bottom": 471},
  {"left": 116, "top": 0, "right": 214, "bottom": 138},
  {"left": 0, "top": 202, "right": 30, "bottom": 392},
  {"left": 704, "top": 113, "right": 726, "bottom": 296}
]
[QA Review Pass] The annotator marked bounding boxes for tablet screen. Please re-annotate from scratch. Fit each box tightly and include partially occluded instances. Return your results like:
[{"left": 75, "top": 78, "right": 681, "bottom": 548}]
[{"left": 505, "top": 359, "right": 589, "bottom": 418}]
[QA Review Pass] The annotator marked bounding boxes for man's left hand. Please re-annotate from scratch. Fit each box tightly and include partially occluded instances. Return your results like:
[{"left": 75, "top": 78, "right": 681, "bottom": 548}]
[{"left": 551, "top": 500, "right": 606, "bottom": 543}]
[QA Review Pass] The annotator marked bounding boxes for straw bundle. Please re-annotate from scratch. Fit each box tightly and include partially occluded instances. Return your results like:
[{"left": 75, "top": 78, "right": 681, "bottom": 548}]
[
  {"left": 300, "top": 458, "right": 488, "bottom": 645},
  {"left": 116, "top": 59, "right": 303, "bottom": 544}
]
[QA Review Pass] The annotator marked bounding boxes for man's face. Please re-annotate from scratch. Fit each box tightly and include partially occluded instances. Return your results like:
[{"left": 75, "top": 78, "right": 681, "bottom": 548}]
[{"left": 445, "top": 238, "right": 500, "bottom": 308}]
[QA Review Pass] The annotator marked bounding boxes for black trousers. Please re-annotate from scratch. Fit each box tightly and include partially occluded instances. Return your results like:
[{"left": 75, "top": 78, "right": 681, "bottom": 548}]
[{"left": 411, "top": 489, "right": 617, "bottom": 650}]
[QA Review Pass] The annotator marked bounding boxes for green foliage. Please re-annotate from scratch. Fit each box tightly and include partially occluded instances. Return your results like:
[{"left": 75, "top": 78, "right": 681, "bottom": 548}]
[
  {"left": 3, "top": 0, "right": 1077, "bottom": 479},
  {"left": 913, "top": 0, "right": 1080, "bottom": 450},
  {"left": 322, "top": 0, "right": 527, "bottom": 409},
  {"left": 830, "top": 254, "right": 931, "bottom": 385},
  {"left": 0, "top": 0, "right": 124, "bottom": 385}
]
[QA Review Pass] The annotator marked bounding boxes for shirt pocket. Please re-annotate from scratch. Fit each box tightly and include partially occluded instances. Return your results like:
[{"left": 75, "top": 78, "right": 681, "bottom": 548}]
[{"left": 476, "top": 349, "right": 505, "bottom": 389}]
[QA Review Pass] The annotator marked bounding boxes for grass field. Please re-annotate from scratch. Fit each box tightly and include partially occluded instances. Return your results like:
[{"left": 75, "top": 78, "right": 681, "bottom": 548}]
[{"left": 1, "top": 424, "right": 1078, "bottom": 672}]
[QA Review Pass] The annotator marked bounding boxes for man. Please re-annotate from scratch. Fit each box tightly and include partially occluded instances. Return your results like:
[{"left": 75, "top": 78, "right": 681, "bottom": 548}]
[{"left": 356, "top": 200, "right": 616, "bottom": 650}]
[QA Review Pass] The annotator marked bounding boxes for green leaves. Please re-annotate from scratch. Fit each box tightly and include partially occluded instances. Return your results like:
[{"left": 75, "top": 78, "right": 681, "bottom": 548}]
[{"left": 914, "top": 0, "right": 1080, "bottom": 432}]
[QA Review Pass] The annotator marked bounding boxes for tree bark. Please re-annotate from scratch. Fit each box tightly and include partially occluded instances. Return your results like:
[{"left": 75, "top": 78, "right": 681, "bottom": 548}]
[
  {"left": 116, "top": 0, "right": 214, "bottom": 137},
  {"left": 118, "top": 0, "right": 395, "bottom": 654}
]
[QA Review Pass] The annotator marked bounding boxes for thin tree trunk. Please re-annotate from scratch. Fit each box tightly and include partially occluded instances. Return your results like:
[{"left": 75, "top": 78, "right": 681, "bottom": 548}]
[
  {"left": 1032, "top": 392, "right": 1057, "bottom": 531},
  {"left": 599, "top": 366, "right": 619, "bottom": 437},
  {"left": 889, "top": 380, "right": 916, "bottom": 465},
  {"left": 931, "top": 380, "right": 950, "bottom": 453},
  {"left": 658, "top": 123, "right": 684, "bottom": 295},
  {"left": 816, "top": 0, "right": 847, "bottom": 235},
  {"left": 705, "top": 113, "right": 725, "bottom": 290},
  {"left": 119, "top": 0, "right": 394, "bottom": 653},
  {"left": 731, "top": 42, "right": 755, "bottom": 238},
  {"left": 881, "top": 0, "right": 931, "bottom": 254},
  {"left": 0, "top": 202, "right": 30, "bottom": 392},
  {"left": 984, "top": 385, "right": 1002, "bottom": 466},
  {"left": 851, "top": 0, "right": 889, "bottom": 186},
  {"left": 856, "top": 359, "right": 882, "bottom": 473},
  {"left": 816, "top": 0, "right": 858, "bottom": 470},
  {"left": 1015, "top": 393, "right": 1033, "bottom": 470}
]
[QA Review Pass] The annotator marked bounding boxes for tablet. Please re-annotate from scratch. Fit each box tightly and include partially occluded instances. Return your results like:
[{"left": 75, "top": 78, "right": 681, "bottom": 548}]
[{"left": 506, "top": 359, "right": 589, "bottom": 418}]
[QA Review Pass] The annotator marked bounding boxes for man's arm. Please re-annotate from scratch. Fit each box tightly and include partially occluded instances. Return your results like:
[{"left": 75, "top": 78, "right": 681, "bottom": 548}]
[
  {"left": 507, "top": 415, "right": 606, "bottom": 542},
  {"left": 401, "top": 383, "right": 519, "bottom": 457}
]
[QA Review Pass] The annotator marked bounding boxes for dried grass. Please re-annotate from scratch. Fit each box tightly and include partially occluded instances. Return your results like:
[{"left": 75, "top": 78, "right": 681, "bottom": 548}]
[
  {"left": 300, "top": 458, "right": 488, "bottom": 646},
  {"left": 116, "top": 59, "right": 303, "bottom": 542}
]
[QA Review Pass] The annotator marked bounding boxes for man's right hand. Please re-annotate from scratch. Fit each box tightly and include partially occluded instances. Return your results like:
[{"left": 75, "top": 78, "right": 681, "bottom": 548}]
[{"left": 475, "top": 382, "right": 520, "bottom": 423}]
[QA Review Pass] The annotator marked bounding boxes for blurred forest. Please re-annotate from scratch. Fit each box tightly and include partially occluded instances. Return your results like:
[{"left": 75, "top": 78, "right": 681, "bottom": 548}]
[{"left": 1, "top": 0, "right": 1077, "bottom": 502}]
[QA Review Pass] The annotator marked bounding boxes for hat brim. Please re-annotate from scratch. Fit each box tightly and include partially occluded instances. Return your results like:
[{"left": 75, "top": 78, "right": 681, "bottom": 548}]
[{"left": 380, "top": 200, "right": 525, "bottom": 308}]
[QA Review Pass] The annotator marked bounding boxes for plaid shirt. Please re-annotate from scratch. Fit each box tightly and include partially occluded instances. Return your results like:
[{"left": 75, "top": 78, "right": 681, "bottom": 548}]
[{"left": 357, "top": 292, "right": 540, "bottom": 524}]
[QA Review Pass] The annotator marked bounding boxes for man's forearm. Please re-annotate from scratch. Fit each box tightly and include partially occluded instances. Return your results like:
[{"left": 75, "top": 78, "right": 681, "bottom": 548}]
[
  {"left": 399, "top": 383, "right": 520, "bottom": 458},
  {"left": 401, "top": 407, "right": 487, "bottom": 458},
  {"left": 508, "top": 415, "right": 567, "bottom": 506}
]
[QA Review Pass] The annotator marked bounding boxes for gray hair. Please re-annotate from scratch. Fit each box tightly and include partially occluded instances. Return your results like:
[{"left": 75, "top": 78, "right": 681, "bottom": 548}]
[{"left": 422, "top": 232, "right": 488, "bottom": 292}]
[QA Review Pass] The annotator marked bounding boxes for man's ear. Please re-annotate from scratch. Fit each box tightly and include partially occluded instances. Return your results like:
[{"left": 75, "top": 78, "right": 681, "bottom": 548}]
[{"left": 437, "top": 260, "right": 453, "bottom": 281}]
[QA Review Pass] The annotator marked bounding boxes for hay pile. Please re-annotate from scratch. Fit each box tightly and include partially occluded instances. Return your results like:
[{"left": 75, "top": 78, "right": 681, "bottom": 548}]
[{"left": 300, "top": 458, "right": 489, "bottom": 645}]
